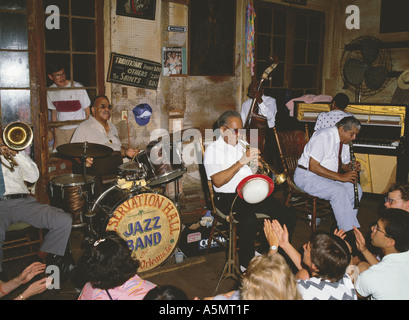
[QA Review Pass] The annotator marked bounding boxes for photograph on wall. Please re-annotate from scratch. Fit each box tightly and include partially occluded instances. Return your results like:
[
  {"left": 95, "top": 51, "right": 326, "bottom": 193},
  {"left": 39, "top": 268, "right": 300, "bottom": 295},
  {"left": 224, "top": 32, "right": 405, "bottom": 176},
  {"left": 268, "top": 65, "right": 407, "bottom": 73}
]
[
  {"left": 162, "top": 47, "right": 187, "bottom": 76},
  {"left": 116, "top": 0, "right": 156, "bottom": 20}
]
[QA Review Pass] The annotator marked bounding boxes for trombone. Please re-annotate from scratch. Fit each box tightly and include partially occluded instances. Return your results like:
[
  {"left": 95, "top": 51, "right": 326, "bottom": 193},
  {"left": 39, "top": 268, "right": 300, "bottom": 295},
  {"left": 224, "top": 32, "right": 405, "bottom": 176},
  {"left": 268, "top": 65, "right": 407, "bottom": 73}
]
[
  {"left": 0, "top": 122, "right": 33, "bottom": 172},
  {"left": 239, "top": 140, "right": 287, "bottom": 185}
]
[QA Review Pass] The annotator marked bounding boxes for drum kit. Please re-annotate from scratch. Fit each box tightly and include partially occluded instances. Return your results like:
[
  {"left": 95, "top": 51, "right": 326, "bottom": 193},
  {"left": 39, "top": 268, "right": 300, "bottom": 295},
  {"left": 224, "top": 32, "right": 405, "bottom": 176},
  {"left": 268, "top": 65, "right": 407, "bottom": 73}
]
[{"left": 49, "top": 139, "right": 187, "bottom": 272}]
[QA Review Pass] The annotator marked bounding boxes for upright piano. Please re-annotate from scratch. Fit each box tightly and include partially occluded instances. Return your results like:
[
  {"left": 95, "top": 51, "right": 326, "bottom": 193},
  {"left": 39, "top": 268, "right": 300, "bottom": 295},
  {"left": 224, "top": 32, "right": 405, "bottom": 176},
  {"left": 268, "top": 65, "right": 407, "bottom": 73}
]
[{"left": 294, "top": 102, "right": 409, "bottom": 194}]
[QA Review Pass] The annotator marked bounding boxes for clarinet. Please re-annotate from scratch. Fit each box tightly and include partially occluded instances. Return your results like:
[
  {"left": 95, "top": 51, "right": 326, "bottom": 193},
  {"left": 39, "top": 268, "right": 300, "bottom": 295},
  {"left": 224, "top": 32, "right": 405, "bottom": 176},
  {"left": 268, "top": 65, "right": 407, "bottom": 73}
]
[{"left": 349, "top": 141, "right": 360, "bottom": 209}]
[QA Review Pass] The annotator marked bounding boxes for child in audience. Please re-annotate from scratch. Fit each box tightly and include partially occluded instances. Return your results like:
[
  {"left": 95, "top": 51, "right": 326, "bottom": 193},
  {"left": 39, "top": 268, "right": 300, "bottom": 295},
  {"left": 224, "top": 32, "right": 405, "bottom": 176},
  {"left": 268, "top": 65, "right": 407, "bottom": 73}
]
[{"left": 264, "top": 219, "right": 356, "bottom": 300}]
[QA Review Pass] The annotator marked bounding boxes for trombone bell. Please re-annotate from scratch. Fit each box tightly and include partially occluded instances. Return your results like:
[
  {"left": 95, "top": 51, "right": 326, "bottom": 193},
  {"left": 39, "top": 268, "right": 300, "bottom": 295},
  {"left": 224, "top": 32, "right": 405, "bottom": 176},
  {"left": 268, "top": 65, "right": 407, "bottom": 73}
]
[
  {"left": 1, "top": 122, "right": 33, "bottom": 171},
  {"left": 4, "top": 122, "right": 33, "bottom": 150}
]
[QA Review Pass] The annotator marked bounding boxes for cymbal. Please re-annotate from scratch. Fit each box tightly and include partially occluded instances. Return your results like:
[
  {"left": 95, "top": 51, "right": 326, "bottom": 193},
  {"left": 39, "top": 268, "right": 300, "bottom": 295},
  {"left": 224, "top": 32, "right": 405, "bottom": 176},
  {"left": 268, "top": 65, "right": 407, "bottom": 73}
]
[{"left": 57, "top": 142, "right": 113, "bottom": 158}]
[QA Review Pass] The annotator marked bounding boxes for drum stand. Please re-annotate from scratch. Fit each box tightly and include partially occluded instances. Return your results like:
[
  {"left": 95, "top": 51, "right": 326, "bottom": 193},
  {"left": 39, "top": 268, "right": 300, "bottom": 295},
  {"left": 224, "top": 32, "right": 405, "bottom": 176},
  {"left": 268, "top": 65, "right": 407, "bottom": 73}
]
[
  {"left": 215, "top": 205, "right": 241, "bottom": 293},
  {"left": 173, "top": 178, "right": 182, "bottom": 209}
]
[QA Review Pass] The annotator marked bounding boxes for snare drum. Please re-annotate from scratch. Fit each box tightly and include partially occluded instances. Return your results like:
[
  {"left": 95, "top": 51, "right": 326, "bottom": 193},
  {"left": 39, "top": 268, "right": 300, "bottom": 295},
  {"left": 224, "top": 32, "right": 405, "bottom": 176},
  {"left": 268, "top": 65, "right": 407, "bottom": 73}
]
[
  {"left": 118, "top": 161, "right": 146, "bottom": 181},
  {"left": 91, "top": 186, "right": 181, "bottom": 272},
  {"left": 49, "top": 174, "right": 95, "bottom": 227},
  {"left": 135, "top": 142, "right": 186, "bottom": 186}
]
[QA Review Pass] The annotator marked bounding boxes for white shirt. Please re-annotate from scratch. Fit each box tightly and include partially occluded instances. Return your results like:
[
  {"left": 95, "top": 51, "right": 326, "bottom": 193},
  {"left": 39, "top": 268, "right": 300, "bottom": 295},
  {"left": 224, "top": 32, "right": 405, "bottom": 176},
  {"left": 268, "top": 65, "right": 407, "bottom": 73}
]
[
  {"left": 47, "top": 81, "right": 91, "bottom": 130},
  {"left": 298, "top": 126, "right": 350, "bottom": 172},
  {"left": 1, "top": 151, "right": 39, "bottom": 195},
  {"left": 241, "top": 95, "right": 277, "bottom": 128},
  {"left": 355, "top": 250, "right": 409, "bottom": 300},
  {"left": 314, "top": 110, "right": 353, "bottom": 131},
  {"left": 203, "top": 136, "right": 253, "bottom": 193},
  {"left": 71, "top": 116, "right": 121, "bottom": 152}
]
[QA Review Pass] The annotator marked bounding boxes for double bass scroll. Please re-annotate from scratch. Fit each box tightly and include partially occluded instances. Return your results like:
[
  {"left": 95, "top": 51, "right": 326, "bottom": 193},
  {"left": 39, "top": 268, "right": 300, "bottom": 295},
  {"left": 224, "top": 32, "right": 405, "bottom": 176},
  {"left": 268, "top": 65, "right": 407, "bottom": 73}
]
[{"left": 243, "top": 55, "right": 279, "bottom": 157}]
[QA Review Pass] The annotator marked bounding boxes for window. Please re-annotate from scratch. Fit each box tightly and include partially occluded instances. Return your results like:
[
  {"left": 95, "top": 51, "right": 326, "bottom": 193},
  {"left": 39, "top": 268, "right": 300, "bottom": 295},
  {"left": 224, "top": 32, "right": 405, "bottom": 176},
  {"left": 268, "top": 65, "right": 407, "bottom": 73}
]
[
  {"left": 0, "top": 0, "right": 104, "bottom": 201},
  {"left": 254, "top": 2, "right": 325, "bottom": 111},
  {"left": 44, "top": 0, "right": 103, "bottom": 104},
  {"left": 0, "top": 1, "right": 31, "bottom": 126}
]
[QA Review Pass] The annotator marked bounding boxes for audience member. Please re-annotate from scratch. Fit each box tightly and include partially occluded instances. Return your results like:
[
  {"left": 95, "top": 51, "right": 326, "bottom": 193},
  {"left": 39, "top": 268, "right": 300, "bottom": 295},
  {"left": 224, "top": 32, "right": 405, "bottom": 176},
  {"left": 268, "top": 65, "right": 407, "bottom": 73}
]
[
  {"left": 47, "top": 62, "right": 91, "bottom": 148},
  {"left": 77, "top": 232, "right": 156, "bottom": 300},
  {"left": 314, "top": 93, "right": 352, "bottom": 131},
  {"left": 384, "top": 182, "right": 409, "bottom": 212},
  {"left": 265, "top": 219, "right": 357, "bottom": 300},
  {"left": 353, "top": 209, "right": 409, "bottom": 300},
  {"left": 144, "top": 285, "right": 187, "bottom": 300},
  {"left": 203, "top": 253, "right": 301, "bottom": 300},
  {"left": 0, "top": 262, "right": 48, "bottom": 300}
]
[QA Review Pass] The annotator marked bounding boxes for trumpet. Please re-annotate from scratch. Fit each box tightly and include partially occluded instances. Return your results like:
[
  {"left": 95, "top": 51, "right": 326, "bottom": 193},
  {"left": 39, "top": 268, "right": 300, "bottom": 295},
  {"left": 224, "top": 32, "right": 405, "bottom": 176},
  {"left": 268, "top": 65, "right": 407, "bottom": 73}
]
[
  {"left": 239, "top": 141, "right": 287, "bottom": 185},
  {"left": 0, "top": 122, "right": 33, "bottom": 172}
]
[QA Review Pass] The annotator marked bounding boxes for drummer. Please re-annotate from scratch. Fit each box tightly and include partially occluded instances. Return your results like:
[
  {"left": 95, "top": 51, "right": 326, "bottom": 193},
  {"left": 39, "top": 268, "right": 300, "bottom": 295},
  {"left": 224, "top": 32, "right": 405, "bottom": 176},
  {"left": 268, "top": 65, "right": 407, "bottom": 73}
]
[{"left": 71, "top": 95, "right": 139, "bottom": 196}]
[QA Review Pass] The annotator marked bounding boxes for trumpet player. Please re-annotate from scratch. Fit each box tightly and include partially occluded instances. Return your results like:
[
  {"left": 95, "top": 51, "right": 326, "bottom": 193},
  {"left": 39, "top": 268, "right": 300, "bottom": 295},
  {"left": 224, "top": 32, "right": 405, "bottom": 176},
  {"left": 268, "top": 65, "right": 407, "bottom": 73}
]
[
  {"left": 0, "top": 127, "right": 74, "bottom": 282},
  {"left": 203, "top": 111, "right": 297, "bottom": 271}
]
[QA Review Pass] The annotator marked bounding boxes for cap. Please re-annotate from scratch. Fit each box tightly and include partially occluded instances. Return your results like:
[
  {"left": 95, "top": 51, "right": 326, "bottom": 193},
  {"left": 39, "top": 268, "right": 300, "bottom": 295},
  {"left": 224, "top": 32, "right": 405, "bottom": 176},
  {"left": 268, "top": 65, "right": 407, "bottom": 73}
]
[{"left": 132, "top": 103, "right": 152, "bottom": 126}]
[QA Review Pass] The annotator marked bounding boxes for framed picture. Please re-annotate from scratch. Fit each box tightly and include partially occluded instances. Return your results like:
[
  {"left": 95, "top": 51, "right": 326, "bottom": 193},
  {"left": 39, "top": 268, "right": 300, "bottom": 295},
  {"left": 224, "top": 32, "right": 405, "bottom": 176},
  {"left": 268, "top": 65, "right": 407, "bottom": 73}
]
[
  {"left": 162, "top": 47, "right": 187, "bottom": 76},
  {"left": 116, "top": 0, "right": 157, "bottom": 21}
]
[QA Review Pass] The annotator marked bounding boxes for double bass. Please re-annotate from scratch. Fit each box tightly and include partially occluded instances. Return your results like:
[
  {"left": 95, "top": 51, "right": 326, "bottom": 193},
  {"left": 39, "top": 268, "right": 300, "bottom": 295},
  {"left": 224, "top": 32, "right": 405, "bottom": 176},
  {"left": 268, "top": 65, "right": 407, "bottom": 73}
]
[{"left": 243, "top": 55, "right": 279, "bottom": 156}]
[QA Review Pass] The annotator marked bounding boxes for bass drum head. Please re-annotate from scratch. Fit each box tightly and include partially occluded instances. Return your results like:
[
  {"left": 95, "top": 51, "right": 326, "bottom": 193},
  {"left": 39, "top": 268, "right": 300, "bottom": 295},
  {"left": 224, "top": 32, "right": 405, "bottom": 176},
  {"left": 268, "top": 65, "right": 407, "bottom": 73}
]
[{"left": 104, "top": 192, "right": 182, "bottom": 273}]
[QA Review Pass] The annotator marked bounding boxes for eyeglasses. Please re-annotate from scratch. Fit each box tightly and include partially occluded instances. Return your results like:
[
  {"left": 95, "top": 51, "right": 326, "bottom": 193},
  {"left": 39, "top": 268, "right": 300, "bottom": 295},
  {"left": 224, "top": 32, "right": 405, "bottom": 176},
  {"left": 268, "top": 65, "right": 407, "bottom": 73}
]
[
  {"left": 372, "top": 223, "right": 391, "bottom": 238},
  {"left": 52, "top": 71, "right": 65, "bottom": 79},
  {"left": 98, "top": 104, "right": 112, "bottom": 110},
  {"left": 223, "top": 125, "right": 240, "bottom": 135}
]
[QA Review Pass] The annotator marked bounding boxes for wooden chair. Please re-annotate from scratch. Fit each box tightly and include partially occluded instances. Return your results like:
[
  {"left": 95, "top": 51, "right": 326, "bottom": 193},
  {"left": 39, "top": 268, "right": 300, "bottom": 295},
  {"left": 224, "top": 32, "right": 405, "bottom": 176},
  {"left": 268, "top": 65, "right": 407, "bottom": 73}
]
[
  {"left": 3, "top": 222, "right": 43, "bottom": 263},
  {"left": 2, "top": 184, "right": 43, "bottom": 263},
  {"left": 273, "top": 127, "right": 333, "bottom": 232}
]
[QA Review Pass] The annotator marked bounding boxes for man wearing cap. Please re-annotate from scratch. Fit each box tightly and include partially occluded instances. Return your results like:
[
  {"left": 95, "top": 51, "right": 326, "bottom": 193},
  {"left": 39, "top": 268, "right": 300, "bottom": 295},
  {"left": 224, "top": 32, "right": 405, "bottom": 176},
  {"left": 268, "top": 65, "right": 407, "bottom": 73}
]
[
  {"left": 71, "top": 95, "right": 139, "bottom": 196},
  {"left": 204, "top": 110, "right": 297, "bottom": 271}
]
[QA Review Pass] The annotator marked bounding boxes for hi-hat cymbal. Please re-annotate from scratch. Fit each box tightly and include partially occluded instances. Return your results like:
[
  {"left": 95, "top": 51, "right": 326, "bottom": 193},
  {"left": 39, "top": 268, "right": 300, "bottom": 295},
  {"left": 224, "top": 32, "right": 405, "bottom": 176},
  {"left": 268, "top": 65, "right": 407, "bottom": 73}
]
[{"left": 57, "top": 142, "right": 113, "bottom": 158}]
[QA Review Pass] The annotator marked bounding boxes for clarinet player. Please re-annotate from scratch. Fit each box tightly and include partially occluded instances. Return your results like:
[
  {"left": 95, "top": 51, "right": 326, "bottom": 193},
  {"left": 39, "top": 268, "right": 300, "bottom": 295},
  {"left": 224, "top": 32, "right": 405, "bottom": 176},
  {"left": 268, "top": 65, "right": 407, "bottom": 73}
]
[{"left": 293, "top": 116, "right": 363, "bottom": 256}]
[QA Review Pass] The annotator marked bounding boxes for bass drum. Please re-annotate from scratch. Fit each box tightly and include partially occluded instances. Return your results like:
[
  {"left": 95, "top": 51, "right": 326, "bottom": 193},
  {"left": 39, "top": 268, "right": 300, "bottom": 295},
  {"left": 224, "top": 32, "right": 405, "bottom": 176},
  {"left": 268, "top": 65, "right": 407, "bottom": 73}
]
[{"left": 91, "top": 186, "right": 182, "bottom": 273}]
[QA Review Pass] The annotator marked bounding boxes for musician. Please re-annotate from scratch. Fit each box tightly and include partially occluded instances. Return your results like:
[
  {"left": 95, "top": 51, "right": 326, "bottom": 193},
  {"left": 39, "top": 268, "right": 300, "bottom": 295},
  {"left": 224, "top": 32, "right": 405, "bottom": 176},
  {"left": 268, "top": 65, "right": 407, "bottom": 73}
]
[
  {"left": 71, "top": 95, "right": 139, "bottom": 196},
  {"left": 294, "top": 116, "right": 363, "bottom": 244},
  {"left": 314, "top": 93, "right": 353, "bottom": 131},
  {"left": 240, "top": 80, "right": 278, "bottom": 168},
  {"left": 204, "top": 110, "right": 297, "bottom": 271},
  {"left": 0, "top": 135, "right": 74, "bottom": 279},
  {"left": 240, "top": 80, "right": 277, "bottom": 129}
]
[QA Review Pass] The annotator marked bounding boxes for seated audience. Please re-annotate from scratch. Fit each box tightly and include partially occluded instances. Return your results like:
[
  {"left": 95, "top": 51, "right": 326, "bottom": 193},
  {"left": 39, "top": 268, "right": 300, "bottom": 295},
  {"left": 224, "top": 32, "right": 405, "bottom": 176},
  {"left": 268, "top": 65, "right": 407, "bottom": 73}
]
[
  {"left": 265, "top": 219, "right": 357, "bottom": 300},
  {"left": 0, "top": 262, "right": 48, "bottom": 300},
  {"left": 353, "top": 209, "right": 409, "bottom": 300},
  {"left": 77, "top": 232, "right": 156, "bottom": 300},
  {"left": 204, "top": 226, "right": 301, "bottom": 300}
]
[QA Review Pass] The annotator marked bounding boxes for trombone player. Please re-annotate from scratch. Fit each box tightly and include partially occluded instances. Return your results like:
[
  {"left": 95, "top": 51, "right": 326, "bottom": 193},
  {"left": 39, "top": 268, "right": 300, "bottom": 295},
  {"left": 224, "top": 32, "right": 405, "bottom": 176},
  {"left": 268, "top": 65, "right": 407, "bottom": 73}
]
[
  {"left": 203, "top": 111, "right": 297, "bottom": 271},
  {"left": 0, "top": 123, "right": 74, "bottom": 282}
]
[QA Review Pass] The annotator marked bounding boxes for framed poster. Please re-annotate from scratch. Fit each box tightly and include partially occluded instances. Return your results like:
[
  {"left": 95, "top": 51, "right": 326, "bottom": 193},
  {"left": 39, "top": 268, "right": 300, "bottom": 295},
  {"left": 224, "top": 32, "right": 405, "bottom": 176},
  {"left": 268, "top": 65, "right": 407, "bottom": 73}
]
[{"left": 116, "top": 0, "right": 157, "bottom": 20}]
